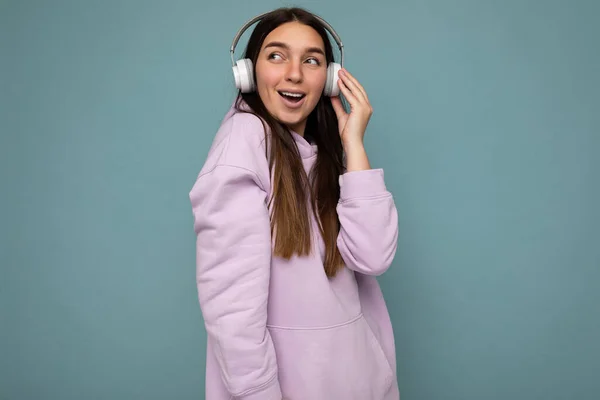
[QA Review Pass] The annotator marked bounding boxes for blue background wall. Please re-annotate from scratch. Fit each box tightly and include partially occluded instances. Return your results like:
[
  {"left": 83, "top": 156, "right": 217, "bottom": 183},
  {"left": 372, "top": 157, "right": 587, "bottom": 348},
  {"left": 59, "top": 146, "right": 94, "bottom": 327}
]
[{"left": 1, "top": 0, "right": 598, "bottom": 398}]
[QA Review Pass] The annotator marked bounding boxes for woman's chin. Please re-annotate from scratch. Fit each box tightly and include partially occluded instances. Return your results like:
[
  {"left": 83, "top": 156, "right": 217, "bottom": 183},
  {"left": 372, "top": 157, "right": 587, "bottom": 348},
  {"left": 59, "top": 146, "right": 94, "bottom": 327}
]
[{"left": 274, "top": 113, "right": 304, "bottom": 130}]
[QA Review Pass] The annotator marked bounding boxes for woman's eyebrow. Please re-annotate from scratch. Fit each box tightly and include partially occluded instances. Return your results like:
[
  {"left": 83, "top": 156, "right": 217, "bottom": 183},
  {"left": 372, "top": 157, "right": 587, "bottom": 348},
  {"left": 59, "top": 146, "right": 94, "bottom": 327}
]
[{"left": 263, "top": 41, "right": 325, "bottom": 56}]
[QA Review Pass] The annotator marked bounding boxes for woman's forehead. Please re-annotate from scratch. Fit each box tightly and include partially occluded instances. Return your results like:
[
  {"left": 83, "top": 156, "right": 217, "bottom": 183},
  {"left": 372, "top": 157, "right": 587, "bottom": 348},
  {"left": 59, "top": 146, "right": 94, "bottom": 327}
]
[{"left": 262, "top": 22, "right": 325, "bottom": 51}]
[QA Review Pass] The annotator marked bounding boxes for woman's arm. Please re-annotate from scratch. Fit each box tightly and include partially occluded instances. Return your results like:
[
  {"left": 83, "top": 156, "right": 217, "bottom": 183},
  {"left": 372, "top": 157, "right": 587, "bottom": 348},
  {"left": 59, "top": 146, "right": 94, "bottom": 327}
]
[
  {"left": 336, "top": 168, "right": 399, "bottom": 276},
  {"left": 331, "top": 69, "right": 399, "bottom": 275},
  {"left": 190, "top": 164, "right": 282, "bottom": 400}
]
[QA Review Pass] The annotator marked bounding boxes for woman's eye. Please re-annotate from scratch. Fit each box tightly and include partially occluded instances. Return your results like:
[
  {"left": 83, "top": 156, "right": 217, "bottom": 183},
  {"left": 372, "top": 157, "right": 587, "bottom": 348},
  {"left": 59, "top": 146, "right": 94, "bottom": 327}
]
[
  {"left": 268, "top": 53, "right": 283, "bottom": 60},
  {"left": 306, "top": 58, "right": 321, "bottom": 65}
]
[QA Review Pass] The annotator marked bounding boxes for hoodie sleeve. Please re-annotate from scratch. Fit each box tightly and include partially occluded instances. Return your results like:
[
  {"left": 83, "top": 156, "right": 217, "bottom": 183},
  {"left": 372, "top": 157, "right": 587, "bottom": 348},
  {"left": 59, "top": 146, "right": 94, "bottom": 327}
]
[
  {"left": 190, "top": 164, "right": 282, "bottom": 400},
  {"left": 336, "top": 168, "right": 399, "bottom": 276}
]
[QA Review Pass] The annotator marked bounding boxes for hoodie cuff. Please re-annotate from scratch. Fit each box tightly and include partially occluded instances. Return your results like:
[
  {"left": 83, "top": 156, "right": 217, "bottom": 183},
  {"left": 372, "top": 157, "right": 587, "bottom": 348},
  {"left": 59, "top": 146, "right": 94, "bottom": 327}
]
[
  {"left": 235, "top": 377, "right": 282, "bottom": 400},
  {"left": 339, "top": 168, "right": 388, "bottom": 201}
]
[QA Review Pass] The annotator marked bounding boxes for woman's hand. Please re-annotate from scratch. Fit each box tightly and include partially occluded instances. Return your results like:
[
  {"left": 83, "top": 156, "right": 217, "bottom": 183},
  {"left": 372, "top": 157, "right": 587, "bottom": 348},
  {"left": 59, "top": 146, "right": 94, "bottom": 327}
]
[{"left": 330, "top": 68, "right": 373, "bottom": 148}]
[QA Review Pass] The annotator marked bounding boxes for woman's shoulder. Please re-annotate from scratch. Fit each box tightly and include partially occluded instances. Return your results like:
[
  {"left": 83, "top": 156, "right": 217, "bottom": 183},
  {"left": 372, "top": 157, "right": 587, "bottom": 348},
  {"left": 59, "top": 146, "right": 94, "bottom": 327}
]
[{"left": 199, "top": 100, "right": 270, "bottom": 181}]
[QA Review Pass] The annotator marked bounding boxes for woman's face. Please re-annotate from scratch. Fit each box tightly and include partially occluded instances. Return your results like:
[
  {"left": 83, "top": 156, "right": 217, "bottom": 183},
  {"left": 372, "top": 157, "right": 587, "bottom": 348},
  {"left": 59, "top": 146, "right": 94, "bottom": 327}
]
[{"left": 255, "top": 21, "right": 327, "bottom": 136}]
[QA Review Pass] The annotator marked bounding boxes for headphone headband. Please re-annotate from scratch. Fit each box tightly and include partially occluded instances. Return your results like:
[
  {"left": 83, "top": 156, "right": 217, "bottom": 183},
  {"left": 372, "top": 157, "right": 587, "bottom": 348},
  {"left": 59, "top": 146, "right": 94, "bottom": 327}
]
[{"left": 229, "top": 10, "right": 344, "bottom": 68}]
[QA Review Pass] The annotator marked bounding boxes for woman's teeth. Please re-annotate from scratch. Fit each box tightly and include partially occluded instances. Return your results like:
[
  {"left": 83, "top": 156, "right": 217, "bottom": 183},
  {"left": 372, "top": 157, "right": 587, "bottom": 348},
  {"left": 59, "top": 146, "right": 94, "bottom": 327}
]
[
  {"left": 279, "top": 91, "right": 305, "bottom": 101},
  {"left": 282, "top": 92, "right": 303, "bottom": 97}
]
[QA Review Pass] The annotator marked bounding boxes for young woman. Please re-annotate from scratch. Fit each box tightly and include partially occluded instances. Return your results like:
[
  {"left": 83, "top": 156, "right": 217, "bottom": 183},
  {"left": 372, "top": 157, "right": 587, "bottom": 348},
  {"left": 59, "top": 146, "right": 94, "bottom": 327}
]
[{"left": 189, "top": 7, "right": 400, "bottom": 400}]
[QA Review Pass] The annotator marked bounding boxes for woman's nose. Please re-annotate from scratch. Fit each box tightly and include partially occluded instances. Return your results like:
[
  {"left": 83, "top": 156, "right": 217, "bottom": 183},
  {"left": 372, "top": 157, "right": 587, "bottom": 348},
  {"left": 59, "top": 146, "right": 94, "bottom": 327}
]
[{"left": 284, "top": 60, "right": 303, "bottom": 83}]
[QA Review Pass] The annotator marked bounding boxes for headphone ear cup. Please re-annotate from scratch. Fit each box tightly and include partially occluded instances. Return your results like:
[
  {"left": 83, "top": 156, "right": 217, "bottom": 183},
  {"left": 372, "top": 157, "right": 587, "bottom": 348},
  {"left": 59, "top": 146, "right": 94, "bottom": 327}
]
[
  {"left": 232, "top": 59, "right": 256, "bottom": 93},
  {"left": 324, "top": 62, "right": 341, "bottom": 97}
]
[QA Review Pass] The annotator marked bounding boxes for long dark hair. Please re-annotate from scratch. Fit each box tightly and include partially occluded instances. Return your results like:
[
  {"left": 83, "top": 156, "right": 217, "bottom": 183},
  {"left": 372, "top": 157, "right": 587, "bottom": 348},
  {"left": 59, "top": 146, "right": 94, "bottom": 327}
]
[{"left": 235, "top": 7, "right": 345, "bottom": 277}]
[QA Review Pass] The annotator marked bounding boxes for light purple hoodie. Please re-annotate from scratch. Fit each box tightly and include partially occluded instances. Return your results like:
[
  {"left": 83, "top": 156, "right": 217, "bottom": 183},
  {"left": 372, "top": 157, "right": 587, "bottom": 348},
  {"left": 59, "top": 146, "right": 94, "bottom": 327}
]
[{"left": 189, "top": 100, "right": 400, "bottom": 400}]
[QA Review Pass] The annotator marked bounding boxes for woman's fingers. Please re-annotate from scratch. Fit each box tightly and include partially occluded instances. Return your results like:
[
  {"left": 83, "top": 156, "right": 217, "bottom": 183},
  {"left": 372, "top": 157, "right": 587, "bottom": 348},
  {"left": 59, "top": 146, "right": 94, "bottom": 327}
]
[
  {"left": 339, "top": 69, "right": 369, "bottom": 104},
  {"left": 337, "top": 75, "right": 358, "bottom": 107},
  {"left": 330, "top": 95, "right": 347, "bottom": 121}
]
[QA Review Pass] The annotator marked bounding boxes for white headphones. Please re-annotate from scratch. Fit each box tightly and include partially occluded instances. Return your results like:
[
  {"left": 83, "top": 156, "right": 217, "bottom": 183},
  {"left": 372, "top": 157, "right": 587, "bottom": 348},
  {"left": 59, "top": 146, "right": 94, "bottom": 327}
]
[{"left": 230, "top": 10, "right": 345, "bottom": 97}]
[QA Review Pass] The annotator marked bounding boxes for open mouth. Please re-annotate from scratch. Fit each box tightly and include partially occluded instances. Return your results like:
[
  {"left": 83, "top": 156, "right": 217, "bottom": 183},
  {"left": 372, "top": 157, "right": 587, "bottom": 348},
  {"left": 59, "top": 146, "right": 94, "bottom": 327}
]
[{"left": 278, "top": 91, "right": 306, "bottom": 104}]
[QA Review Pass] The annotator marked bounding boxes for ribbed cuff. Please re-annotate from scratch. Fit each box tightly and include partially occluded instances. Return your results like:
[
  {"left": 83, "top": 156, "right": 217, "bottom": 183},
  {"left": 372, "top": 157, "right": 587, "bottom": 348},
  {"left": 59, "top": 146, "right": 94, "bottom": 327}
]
[
  {"left": 339, "top": 168, "right": 388, "bottom": 201},
  {"left": 235, "top": 376, "right": 282, "bottom": 400}
]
